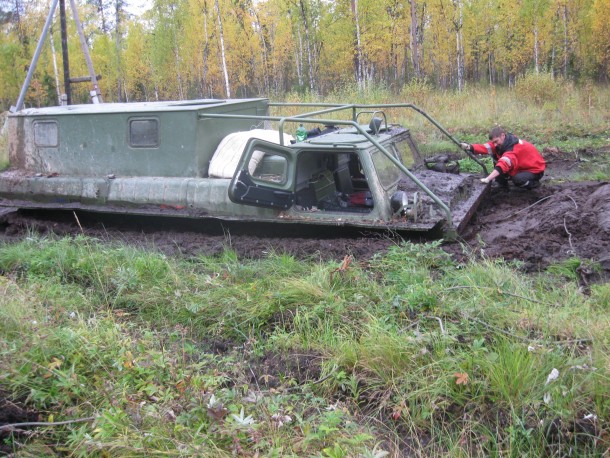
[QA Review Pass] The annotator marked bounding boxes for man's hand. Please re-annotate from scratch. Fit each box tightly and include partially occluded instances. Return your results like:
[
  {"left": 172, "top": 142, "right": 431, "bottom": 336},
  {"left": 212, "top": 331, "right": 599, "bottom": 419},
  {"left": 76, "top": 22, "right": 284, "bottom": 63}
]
[
  {"left": 460, "top": 142, "right": 472, "bottom": 152},
  {"left": 480, "top": 178, "right": 490, "bottom": 184}
]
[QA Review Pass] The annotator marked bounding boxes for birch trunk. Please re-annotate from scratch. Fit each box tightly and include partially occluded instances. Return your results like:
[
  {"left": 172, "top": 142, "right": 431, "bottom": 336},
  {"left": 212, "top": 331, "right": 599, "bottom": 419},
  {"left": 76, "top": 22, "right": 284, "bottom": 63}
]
[
  {"left": 173, "top": 44, "right": 184, "bottom": 99},
  {"left": 455, "top": 0, "right": 464, "bottom": 91},
  {"left": 252, "top": 10, "right": 270, "bottom": 94},
  {"left": 562, "top": 4, "right": 568, "bottom": 78},
  {"left": 215, "top": 0, "right": 231, "bottom": 98},
  {"left": 49, "top": 26, "right": 61, "bottom": 104},
  {"left": 115, "top": 0, "right": 123, "bottom": 102},
  {"left": 298, "top": 0, "right": 315, "bottom": 91},
  {"left": 201, "top": 0, "right": 210, "bottom": 97},
  {"left": 409, "top": 0, "right": 421, "bottom": 79},
  {"left": 295, "top": 24, "right": 304, "bottom": 87},
  {"left": 351, "top": 0, "right": 364, "bottom": 89}
]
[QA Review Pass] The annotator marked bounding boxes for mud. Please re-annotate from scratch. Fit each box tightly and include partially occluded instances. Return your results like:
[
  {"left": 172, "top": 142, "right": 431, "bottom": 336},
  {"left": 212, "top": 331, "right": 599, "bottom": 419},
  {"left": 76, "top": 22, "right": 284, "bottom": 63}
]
[
  {"left": 451, "top": 180, "right": 610, "bottom": 276},
  {"left": 0, "top": 148, "right": 608, "bottom": 276},
  {"left": 0, "top": 390, "right": 40, "bottom": 455}
]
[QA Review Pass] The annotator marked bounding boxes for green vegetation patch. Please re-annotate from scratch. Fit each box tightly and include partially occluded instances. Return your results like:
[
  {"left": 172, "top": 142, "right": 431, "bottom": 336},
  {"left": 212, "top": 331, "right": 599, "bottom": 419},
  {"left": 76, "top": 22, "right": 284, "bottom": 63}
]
[{"left": 0, "top": 236, "right": 608, "bottom": 456}]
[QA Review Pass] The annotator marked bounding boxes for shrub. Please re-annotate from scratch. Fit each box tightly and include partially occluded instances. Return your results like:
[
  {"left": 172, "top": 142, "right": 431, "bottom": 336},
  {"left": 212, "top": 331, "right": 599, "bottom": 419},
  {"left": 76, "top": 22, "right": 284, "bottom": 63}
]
[
  {"left": 514, "top": 72, "right": 565, "bottom": 105},
  {"left": 400, "top": 78, "right": 435, "bottom": 106}
]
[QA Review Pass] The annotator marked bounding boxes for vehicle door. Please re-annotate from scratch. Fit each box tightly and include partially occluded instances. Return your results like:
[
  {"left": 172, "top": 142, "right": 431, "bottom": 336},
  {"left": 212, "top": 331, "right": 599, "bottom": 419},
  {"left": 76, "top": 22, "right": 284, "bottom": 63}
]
[{"left": 228, "top": 138, "right": 296, "bottom": 209}]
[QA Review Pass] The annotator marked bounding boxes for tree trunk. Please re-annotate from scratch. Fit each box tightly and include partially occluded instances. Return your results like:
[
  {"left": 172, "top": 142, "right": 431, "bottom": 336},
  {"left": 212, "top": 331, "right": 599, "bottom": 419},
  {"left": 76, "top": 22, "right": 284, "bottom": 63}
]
[
  {"left": 214, "top": 0, "right": 231, "bottom": 97},
  {"left": 454, "top": 0, "right": 464, "bottom": 91},
  {"left": 252, "top": 10, "right": 270, "bottom": 94},
  {"left": 49, "top": 26, "right": 61, "bottom": 104},
  {"left": 533, "top": 26, "right": 539, "bottom": 73},
  {"left": 173, "top": 43, "right": 184, "bottom": 99},
  {"left": 201, "top": 0, "right": 210, "bottom": 97},
  {"left": 562, "top": 3, "right": 568, "bottom": 78},
  {"left": 351, "top": 0, "right": 364, "bottom": 89},
  {"left": 298, "top": 0, "right": 315, "bottom": 91},
  {"left": 96, "top": 0, "right": 107, "bottom": 33},
  {"left": 295, "top": 23, "right": 304, "bottom": 87},
  {"left": 409, "top": 0, "right": 421, "bottom": 79},
  {"left": 115, "top": 0, "right": 123, "bottom": 102}
]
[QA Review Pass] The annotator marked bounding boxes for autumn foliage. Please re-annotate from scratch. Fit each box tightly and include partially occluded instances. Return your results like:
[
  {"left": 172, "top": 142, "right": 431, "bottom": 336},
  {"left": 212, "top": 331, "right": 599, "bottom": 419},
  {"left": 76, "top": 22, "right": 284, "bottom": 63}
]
[{"left": 0, "top": 0, "right": 608, "bottom": 108}]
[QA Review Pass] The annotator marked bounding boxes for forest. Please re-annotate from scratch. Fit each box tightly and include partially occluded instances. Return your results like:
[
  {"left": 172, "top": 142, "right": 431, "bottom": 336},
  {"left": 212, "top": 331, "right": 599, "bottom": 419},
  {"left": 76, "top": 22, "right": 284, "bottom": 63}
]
[{"left": 0, "top": 0, "right": 608, "bottom": 109}]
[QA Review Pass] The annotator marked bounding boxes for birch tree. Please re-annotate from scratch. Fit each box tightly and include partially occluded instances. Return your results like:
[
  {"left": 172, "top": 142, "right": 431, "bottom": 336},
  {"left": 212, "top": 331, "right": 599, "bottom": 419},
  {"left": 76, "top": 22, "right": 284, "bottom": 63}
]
[{"left": 214, "top": 0, "right": 230, "bottom": 97}]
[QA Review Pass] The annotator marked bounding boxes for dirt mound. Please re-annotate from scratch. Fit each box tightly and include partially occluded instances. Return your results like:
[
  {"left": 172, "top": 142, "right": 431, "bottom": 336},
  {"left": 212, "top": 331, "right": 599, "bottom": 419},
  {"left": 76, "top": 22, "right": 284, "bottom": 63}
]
[{"left": 450, "top": 181, "right": 610, "bottom": 275}]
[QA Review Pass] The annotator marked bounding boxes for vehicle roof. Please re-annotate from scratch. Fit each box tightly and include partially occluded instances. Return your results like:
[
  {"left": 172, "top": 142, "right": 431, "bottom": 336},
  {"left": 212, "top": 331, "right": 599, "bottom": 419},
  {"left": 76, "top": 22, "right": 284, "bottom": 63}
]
[
  {"left": 296, "top": 125, "right": 407, "bottom": 149},
  {"left": 11, "top": 98, "right": 268, "bottom": 116}
]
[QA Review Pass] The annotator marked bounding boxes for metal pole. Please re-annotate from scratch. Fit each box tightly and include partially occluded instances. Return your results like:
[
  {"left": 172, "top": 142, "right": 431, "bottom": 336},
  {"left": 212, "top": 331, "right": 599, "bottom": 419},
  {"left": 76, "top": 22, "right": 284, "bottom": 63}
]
[
  {"left": 59, "top": 0, "right": 71, "bottom": 105},
  {"left": 68, "top": 0, "right": 103, "bottom": 103},
  {"left": 11, "top": 0, "right": 60, "bottom": 112},
  {"left": 49, "top": 25, "right": 61, "bottom": 105}
]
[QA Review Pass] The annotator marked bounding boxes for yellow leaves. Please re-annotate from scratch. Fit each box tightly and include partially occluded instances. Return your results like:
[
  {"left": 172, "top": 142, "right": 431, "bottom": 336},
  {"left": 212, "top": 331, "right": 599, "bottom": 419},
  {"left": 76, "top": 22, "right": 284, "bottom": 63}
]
[
  {"left": 43, "top": 357, "right": 63, "bottom": 378},
  {"left": 454, "top": 372, "right": 469, "bottom": 385},
  {"left": 48, "top": 357, "right": 63, "bottom": 370},
  {"left": 330, "top": 254, "right": 354, "bottom": 281},
  {"left": 175, "top": 379, "right": 187, "bottom": 393},
  {"left": 123, "top": 351, "right": 135, "bottom": 369}
]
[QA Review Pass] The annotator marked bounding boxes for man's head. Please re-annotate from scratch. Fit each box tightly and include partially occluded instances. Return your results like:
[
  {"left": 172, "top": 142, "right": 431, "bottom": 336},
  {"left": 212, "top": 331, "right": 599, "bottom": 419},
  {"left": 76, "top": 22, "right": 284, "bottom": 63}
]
[{"left": 489, "top": 126, "right": 506, "bottom": 147}]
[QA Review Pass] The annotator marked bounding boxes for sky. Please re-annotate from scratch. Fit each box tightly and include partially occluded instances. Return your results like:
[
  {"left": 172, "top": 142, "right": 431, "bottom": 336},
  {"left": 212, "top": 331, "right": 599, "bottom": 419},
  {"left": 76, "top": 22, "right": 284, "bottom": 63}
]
[{"left": 125, "top": 0, "right": 153, "bottom": 17}]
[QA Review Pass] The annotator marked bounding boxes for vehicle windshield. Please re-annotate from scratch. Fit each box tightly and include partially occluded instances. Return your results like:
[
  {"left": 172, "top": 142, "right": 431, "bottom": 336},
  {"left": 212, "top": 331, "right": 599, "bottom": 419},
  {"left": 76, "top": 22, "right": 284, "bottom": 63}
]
[{"left": 371, "top": 149, "right": 402, "bottom": 189}]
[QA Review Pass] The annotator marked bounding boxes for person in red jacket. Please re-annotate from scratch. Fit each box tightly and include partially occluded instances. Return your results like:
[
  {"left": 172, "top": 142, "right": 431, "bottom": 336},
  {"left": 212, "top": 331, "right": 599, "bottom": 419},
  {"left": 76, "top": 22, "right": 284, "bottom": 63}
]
[{"left": 461, "top": 126, "right": 546, "bottom": 190}]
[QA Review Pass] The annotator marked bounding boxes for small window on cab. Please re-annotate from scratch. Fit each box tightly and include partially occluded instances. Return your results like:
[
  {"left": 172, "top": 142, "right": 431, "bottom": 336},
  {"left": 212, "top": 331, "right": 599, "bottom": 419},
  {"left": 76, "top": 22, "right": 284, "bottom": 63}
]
[
  {"left": 129, "top": 118, "right": 159, "bottom": 148},
  {"left": 33, "top": 121, "right": 59, "bottom": 147}
]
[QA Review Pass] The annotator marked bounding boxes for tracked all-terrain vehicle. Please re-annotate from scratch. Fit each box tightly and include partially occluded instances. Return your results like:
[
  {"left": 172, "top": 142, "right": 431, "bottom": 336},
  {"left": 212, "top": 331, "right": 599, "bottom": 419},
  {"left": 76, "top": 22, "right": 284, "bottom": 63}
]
[{"left": 0, "top": 100, "right": 490, "bottom": 238}]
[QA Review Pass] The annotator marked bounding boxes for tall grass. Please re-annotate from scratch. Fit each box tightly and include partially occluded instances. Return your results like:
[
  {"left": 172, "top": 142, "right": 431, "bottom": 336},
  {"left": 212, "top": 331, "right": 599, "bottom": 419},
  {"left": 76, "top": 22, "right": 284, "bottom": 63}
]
[
  {"left": 0, "top": 235, "right": 608, "bottom": 456},
  {"left": 280, "top": 77, "right": 609, "bottom": 153}
]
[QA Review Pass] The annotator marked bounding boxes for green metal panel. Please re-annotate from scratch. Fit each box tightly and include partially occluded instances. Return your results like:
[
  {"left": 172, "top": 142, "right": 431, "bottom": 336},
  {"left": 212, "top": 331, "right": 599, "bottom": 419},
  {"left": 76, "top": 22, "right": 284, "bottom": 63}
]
[{"left": 9, "top": 99, "right": 268, "bottom": 178}]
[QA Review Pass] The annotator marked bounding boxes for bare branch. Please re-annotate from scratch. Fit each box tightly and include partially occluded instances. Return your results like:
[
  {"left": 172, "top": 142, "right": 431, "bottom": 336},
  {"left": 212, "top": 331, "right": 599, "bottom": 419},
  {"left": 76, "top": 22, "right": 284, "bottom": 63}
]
[{"left": 0, "top": 416, "right": 96, "bottom": 432}]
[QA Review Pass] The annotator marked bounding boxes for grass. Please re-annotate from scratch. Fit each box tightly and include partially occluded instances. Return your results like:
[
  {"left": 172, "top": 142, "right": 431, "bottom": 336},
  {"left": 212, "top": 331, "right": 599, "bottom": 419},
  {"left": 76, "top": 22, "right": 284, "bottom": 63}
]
[
  {"left": 279, "top": 79, "right": 609, "bottom": 162},
  {"left": 0, "top": 235, "right": 608, "bottom": 456},
  {"left": 0, "top": 128, "right": 8, "bottom": 171}
]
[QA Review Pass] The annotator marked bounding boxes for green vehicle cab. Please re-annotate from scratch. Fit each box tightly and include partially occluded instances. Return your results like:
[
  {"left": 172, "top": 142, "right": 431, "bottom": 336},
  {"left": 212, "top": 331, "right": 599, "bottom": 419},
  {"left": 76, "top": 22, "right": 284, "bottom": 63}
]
[{"left": 0, "top": 99, "right": 489, "bottom": 238}]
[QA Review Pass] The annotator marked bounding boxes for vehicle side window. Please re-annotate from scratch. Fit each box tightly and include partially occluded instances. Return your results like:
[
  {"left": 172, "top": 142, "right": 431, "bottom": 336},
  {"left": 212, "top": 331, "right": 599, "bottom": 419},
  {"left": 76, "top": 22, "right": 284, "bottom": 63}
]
[
  {"left": 390, "top": 141, "right": 414, "bottom": 167},
  {"left": 250, "top": 150, "right": 288, "bottom": 185},
  {"left": 33, "top": 121, "right": 58, "bottom": 147},
  {"left": 129, "top": 118, "right": 159, "bottom": 148},
  {"left": 294, "top": 151, "right": 373, "bottom": 213}
]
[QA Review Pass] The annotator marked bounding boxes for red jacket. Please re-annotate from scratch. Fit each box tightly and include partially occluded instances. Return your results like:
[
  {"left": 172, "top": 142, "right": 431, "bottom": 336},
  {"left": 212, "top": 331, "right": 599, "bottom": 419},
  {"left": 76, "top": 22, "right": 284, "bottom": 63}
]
[{"left": 473, "top": 138, "right": 546, "bottom": 176}]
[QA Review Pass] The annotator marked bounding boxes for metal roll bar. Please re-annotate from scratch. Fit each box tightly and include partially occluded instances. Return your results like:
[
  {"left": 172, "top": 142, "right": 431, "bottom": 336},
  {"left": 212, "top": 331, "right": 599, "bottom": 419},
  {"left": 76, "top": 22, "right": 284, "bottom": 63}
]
[{"left": 269, "top": 102, "right": 488, "bottom": 175}]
